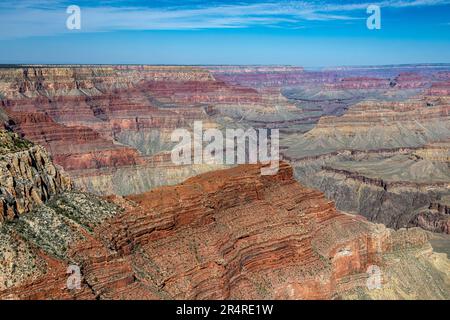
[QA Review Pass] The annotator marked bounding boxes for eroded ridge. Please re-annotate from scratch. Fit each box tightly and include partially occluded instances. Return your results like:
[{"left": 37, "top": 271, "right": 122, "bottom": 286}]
[{"left": 1, "top": 162, "right": 448, "bottom": 300}]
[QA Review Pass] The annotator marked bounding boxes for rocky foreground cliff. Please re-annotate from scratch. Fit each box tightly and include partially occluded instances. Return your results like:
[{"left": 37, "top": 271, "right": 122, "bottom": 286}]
[
  {"left": 0, "top": 152, "right": 448, "bottom": 299},
  {"left": 0, "top": 131, "right": 71, "bottom": 222}
]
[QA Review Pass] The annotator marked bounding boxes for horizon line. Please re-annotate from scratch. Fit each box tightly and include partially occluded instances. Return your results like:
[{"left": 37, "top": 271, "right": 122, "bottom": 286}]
[{"left": 1, "top": 62, "right": 450, "bottom": 69}]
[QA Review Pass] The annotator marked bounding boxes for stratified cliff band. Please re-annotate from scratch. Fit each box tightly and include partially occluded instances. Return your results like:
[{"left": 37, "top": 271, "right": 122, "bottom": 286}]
[{"left": 0, "top": 138, "right": 448, "bottom": 299}]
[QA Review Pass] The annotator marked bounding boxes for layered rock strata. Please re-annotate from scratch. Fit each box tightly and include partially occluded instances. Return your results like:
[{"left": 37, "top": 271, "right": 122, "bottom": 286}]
[
  {"left": 0, "top": 131, "right": 71, "bottom": 222},
  {"left": 289, "top": 143, "right": 450, "bottom": 233},
  {"left": 0, "top": 162, "right": 448, "bottom": 300},
  {"left": 1, "top": 64, "right": 450, "bottom": 244},
  {"left": 0, "top": 66, "right": 295, "bottom": 166},
  {"left": 2, "top": 65, "right": 450, "bottom": 198},
  {"left": 0, "top": 66, "right": 241, "bottom": 195},
  {"left": 282, "top": 99, "right": 450, "bottom": 158}
]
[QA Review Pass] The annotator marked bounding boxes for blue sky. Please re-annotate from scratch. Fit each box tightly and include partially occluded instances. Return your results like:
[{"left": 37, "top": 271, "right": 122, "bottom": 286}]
[{"left": 0, "top": 0, "right": 449, "bottom": 66}]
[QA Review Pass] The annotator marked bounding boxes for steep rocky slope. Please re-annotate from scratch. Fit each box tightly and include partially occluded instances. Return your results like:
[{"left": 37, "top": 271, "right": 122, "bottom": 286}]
[
  {"left": 0, "top": 160, "right": 448, "bottom": 300},
  {"left": 283, "top": 93, "right": 450, "bottom": 232},
  {"left": 290, "top": 144, "right": 449, "bottom": 233},
  {"left": 0, "top": 131, "right": 71, "bottom": 222},
  {"left": 282, "top": 86, "right": 450, "bottom": 233},
  {"left": 282, "top": 99, "right": 450, "bottom": 158}
]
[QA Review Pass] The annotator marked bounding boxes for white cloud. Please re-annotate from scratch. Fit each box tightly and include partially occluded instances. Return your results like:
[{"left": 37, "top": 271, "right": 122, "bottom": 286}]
[{"left": 0, "top": 0, "right": 449, "bottom": 39}]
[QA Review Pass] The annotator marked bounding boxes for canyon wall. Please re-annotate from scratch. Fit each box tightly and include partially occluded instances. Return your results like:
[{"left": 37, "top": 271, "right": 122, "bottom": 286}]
[
  {"left": 0, "top": 159, "right": 448, "bottom": 299},
  {"left": 0, "top": 131, "right": 71, "bottom": 222},
  {"left": 0, "top": 66, "right": 236, "bottom": 195},
  {"left": 282, "top": 75, "right": 450, "bottom": 233},
  {"left": 1, "top": 63, "right": 449, "bottom": 237},
  {"left": 284, "top": 84, "right": 450, "bottom": 231}
]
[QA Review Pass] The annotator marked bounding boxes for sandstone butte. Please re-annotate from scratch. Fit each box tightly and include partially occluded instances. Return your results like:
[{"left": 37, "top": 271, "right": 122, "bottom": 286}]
[{"left": 0, "top": 142, "right": 448, "bottom": 299}]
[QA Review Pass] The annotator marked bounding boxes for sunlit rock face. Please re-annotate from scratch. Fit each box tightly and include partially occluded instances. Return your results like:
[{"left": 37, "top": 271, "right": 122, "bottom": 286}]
[
  {"left": 0, "top": 131, "right": 71, "bottom": 223},
  {"left": 1, "top": 162, "right": 448, "bottom": 300}
]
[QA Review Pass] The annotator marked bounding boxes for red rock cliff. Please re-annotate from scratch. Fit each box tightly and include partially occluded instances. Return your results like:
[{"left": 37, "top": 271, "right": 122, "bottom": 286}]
[{"left": 1, "top": 162, "right": 447, "bottom": 300}]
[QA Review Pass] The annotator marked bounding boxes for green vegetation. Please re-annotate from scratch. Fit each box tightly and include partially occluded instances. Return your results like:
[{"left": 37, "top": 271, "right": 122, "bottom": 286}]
[{"left": 0, "top": 131, "right": 33, "bottom": 155}]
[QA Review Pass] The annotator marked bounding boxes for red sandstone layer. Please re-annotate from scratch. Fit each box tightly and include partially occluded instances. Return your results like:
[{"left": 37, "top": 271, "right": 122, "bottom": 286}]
[
  {"left": 0, "top": 66, "right": 290, "bottom": 186},
  {"left": 1, "top": 162, "right": 445, "bottom": 300}
]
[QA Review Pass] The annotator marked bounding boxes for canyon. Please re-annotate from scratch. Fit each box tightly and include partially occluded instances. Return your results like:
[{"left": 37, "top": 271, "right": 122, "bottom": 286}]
[
  {"left": 0, "top": 140, "right": 448, "bottom": 299},
  {"left": 0, "top": 64, "right": 449, "bottom": 299},
  {"left": 1, "top": 65, "right": 449, "bottom": 230},
  {"left": 282, "top": 73, "right": 450, "bottom": 234}
]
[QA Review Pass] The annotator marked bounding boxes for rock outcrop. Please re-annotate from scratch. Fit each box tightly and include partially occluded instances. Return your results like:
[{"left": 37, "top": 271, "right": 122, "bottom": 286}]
[
  {"left": 289, "top": 142, "right": 450, "bottom": 233},
  {"left": 0, "top": 131, "right": 71, "bottom": 222},
  {"left": 0, "top": 162, "right": 448, "bottom": 299}
]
